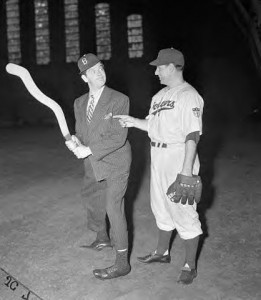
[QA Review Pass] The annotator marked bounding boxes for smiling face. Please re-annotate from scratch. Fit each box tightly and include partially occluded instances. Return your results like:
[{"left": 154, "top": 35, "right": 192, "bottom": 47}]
[{"left": 81, "top": 62, "right": 106, "bottom": 90}]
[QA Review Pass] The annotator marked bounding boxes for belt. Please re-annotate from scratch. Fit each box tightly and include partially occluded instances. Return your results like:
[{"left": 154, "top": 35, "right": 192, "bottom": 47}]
[{"left": 151, "top": 142, "right": 167, "bottom": 148}]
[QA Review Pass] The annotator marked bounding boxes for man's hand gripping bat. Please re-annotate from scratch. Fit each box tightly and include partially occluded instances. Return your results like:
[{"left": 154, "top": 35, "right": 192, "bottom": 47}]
[{"left": 5, "top": 63, "right": 77, "bottom": 148}]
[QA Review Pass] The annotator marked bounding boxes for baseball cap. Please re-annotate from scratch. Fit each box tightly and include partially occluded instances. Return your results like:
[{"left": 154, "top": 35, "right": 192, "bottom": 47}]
[
  {"left": 149, "top": 48, "right": 184, "bottom": 67},
  {"left": 77, "top": 53, "right": 100, "bottom": 74}
]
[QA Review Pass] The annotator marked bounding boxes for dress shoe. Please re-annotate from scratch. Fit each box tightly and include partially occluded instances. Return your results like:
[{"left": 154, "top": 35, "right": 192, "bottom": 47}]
[
  {"left": 137, "top": 252, "right": 171, "bottom": 263},
  {"left": 93, "top": 265, "right": 131, "bottom": 280},
  {"left": 177, "top": 267, "right": 197, "bottom": 285},
  {"left": 80, "top": 240, "right": 112, "bottom": 251}
]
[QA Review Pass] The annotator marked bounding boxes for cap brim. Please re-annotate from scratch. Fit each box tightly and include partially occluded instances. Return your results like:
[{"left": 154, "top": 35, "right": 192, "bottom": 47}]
[{"left": 149, "top": 59, "right": 160, "bottom": 66}]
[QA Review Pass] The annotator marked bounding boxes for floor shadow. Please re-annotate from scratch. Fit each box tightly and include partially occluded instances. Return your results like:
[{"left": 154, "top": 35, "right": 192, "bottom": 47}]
[
  {"left": 196, "top": 110, "right": 229, "bottom": 262},
  {"left": 125, "top": 128, "right": 150, "bottom": 253}
]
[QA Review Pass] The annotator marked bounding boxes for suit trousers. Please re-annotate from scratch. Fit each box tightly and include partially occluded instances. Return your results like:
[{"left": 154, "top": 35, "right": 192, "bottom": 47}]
[{"left": 82, "top": 160, "right": 129, "bottom": 251}]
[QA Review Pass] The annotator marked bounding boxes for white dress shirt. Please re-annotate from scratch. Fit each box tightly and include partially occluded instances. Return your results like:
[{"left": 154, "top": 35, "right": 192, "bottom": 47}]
[{"left": 87, "top": 86, "right": 105, "bottom": 113}]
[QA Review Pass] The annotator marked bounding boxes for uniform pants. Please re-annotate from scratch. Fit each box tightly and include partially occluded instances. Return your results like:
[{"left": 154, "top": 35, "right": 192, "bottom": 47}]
[
  {"left": 150, "top": 145, "right": 202, "bottom": 239},
  {"left": 82, "top": 165, "right": 129, "bottom": 251}
]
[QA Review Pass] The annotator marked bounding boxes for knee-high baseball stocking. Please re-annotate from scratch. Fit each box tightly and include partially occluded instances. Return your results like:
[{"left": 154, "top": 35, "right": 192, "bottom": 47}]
[
  {"left": 156, "top": 229, "right": 172, "bottom": 255},
  {"left": 183, "top": 236, "right": 199, "bottom": 269}
]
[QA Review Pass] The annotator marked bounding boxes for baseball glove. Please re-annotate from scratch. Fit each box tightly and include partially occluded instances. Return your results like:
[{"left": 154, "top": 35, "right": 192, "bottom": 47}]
[{"left": 167, "top": 173, "right": 202, "bottom": 205}]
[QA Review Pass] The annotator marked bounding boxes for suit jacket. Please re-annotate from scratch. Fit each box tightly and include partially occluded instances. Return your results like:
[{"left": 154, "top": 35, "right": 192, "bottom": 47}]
[{"left": 74, "top": 86, "right": 131, "bottom": 181}]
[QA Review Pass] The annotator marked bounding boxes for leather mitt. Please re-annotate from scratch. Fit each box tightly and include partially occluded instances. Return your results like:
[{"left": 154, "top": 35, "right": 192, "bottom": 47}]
[{"left": 167, "top": 173, "right": 202, "bottom": 205}]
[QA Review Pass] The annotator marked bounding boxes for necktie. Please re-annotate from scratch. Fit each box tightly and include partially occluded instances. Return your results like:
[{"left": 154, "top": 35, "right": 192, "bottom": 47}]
[{"left": 86, "top": 95, "right": 95, "bottom": 123}]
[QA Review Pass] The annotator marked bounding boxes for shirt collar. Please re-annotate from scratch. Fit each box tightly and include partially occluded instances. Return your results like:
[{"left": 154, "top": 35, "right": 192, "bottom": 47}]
[{"left": 90, "top": 86, "right": 105, "bottom": 103}]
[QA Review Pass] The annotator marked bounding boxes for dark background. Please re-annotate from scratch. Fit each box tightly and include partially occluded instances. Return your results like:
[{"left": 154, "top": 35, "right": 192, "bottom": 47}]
[{"left": 0, "top": 0, "right": 260, "bottom": 131}]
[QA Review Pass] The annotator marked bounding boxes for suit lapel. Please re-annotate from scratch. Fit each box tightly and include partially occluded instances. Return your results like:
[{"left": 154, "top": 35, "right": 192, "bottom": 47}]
[
  {"left": 78, "top": 93, "right": 90, "bottom": 136},
  {"left": 89, "top": 86, "right": 111, "bottom": 131}
]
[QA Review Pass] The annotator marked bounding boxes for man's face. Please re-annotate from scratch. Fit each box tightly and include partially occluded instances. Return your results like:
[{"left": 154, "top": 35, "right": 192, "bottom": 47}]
[
  {"left": 155, "top": 64, "right": 173, "bottom": 85},
  {"left": 85, "top": 62, "right": 106, "bottom": 88}
]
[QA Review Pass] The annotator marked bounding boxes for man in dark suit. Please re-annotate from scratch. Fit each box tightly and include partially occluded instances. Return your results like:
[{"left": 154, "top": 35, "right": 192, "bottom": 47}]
[{"left": 65, "top": 53, "right": 131, "bottom": 280}]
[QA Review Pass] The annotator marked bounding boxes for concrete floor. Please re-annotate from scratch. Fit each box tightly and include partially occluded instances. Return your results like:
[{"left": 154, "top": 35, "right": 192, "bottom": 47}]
[{"left": 0, "top": 125, "right": 260, "bottom": 300}]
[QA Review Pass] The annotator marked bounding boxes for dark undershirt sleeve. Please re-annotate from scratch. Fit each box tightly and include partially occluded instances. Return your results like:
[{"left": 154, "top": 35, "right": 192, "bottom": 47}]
[{"left": 185, "top": 131, "right": 200, "bottom": 144}]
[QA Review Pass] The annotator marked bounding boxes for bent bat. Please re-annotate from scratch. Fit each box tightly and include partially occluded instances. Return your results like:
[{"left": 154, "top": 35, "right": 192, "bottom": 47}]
[{"left": 5, "top": 63, "right": 72, "bottom": 141}]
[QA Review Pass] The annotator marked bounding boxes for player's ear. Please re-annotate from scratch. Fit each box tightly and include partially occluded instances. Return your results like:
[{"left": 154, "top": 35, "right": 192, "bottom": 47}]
[
  {"left": 81, "top": 74, "right": 88, "bottom": 83},
  {"left": 169, "top": 63, "right": 176, "bottom": 71}
]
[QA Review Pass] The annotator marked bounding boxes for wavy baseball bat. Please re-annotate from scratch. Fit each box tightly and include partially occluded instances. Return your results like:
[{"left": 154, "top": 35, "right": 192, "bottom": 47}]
[{"left": 5, "top": 63, "right": 72, "bottom": 141}]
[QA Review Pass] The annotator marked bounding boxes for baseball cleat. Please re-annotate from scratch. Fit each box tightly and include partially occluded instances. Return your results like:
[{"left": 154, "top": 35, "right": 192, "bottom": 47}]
[
  {"left": 80, "top": 239, "right": 112, "bottom": 251},
  {"left": 177, "top": 267, "right": 197, "bottom": 285},
  {"left": 137, "top": 252, "right": 171, "bottom": 263}
]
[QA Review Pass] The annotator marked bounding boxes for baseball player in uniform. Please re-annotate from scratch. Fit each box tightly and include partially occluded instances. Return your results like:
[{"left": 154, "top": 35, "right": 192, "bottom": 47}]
[{"left": 114, "top": 48, "right": 204, "bottom": 284}]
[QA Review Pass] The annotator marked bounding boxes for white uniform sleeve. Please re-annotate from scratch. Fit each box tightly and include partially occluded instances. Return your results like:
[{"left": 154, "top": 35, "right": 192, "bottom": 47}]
[{"left": 181, "top": 91, "right": 203, "bottom": 136}]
